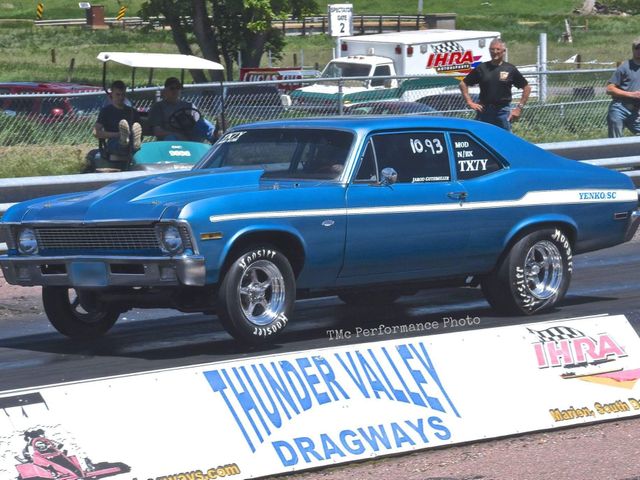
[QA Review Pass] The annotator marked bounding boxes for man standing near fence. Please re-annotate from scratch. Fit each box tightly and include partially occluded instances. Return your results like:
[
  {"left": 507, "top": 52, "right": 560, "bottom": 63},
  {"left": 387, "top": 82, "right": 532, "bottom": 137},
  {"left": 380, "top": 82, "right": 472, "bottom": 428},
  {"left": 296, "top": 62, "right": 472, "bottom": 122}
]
[
  {"left": 459, "top": 38, "right": 531, "bottom": 131},
  {"left": 606, "top": 38, "right": 640, "bottom": 138}
]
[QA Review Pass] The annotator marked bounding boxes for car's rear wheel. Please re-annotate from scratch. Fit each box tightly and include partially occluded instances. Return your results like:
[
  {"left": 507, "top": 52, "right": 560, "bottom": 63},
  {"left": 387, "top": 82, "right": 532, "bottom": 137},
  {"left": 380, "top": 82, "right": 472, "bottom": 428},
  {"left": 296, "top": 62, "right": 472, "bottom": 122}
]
[
  {"left": 42, "top": 287, "right": 120, "bottom": 339},
  {"left": 481, "top": 228, "right": 573, "bottom": 315},
  {"left": 217, "top": 246, "right": 295, "bottom": 344}
]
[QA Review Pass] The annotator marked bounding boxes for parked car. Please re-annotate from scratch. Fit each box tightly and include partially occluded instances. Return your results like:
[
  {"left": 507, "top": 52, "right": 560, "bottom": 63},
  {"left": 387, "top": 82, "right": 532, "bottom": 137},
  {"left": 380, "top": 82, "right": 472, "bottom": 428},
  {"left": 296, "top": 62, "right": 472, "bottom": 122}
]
[
  {"left": 239, "top": 67, "right": 322, "bottom": 93},
  {"left": 344, "top": 101, "right": 436, "bottom": 115},
  {"left": 416, "top": 93, "right": 478, "bottom": 112},
  {"left": 0, "top": 82, "right": 102, "bottom": 120},
  {"left": 191, "top": 84, "right": 286, "bottom": 123},
  {"left": 1, "top": 116, "right": 638, "bottom": 346}
]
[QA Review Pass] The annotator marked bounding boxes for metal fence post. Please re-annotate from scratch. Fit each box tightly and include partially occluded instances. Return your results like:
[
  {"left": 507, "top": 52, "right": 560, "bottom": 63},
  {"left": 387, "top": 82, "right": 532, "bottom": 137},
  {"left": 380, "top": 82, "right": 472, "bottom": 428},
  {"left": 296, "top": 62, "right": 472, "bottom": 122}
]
[
  {"left": 338, "top": 79, "right": 344, "bottom": 115},
  {"left": 540, "top": 32, "right": 548, "bottom": 103}
]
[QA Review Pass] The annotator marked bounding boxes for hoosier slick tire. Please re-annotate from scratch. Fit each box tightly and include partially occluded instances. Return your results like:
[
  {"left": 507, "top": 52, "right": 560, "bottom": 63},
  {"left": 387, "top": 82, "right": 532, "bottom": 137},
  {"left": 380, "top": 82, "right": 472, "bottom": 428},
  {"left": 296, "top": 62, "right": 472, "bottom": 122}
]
[
  {"left": 217, "top": 246, "right": 296, "bottom": 345},
  {"left": 481, "top": 228, "right": 573, "bottom": 315},
  {"left": 42, "top": 287, "right": 120, "bottom": 339}
]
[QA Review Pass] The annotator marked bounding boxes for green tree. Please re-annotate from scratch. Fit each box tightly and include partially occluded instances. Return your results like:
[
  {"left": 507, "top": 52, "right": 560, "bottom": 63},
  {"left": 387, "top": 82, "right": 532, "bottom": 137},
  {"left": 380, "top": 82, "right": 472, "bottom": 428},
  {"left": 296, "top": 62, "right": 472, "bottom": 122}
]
[
  {"left": 140, "top": 0, "right": 318, "bottom": 81},
  {"left": 608, "top": 1, "right": 640, "bottom": 14}
]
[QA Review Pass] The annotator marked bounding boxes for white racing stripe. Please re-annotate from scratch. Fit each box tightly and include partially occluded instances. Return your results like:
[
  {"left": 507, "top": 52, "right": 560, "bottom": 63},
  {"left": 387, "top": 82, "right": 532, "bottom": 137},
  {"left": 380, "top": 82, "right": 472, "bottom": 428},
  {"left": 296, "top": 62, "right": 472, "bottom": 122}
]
[{"left": 209, "top": 189, "right": 638, "bottom": 223}]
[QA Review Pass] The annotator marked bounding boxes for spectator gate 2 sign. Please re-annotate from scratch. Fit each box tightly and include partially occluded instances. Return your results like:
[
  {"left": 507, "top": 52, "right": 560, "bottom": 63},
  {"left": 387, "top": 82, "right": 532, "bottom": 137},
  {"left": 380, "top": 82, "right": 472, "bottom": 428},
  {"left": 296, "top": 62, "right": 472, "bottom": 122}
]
[{"left": 328, "top": 3, "right": 353, "bottom": 37}]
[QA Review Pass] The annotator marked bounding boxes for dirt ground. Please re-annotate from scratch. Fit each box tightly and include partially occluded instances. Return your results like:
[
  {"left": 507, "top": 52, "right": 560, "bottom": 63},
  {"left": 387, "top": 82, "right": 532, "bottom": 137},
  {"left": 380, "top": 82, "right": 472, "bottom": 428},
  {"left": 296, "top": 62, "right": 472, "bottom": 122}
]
[{"left": 0, "top": 273, "right": 41, "bottom": 317}]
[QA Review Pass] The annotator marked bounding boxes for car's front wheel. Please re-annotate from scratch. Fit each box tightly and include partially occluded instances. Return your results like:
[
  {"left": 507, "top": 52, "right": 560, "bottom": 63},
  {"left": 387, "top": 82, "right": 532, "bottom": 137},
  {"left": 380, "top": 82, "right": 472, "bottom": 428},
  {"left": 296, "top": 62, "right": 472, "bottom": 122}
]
[
  {"left": 42, "top": 287, "right": 120, "bottom": 339},
  {"left": 481, "top": 228, "right": 573, "bottom": 315},
  {"left": 217, "top": 246, "right": 295, "bottom": 344}
]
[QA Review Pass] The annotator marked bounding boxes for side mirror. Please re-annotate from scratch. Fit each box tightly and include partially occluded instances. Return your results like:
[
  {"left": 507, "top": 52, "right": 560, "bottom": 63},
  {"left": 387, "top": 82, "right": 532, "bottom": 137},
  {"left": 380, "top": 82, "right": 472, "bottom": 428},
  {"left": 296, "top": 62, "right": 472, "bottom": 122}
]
[{"left": 380, "top": 167, "right": 397, "bottom": 186}]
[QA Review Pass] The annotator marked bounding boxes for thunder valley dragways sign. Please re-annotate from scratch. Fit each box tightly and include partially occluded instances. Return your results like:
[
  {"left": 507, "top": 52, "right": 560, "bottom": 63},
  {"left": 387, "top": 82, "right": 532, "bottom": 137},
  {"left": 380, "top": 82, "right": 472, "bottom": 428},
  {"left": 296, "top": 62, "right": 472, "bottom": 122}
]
[{"left": 2, "top": 314, "right": 640, "bottom": 479}]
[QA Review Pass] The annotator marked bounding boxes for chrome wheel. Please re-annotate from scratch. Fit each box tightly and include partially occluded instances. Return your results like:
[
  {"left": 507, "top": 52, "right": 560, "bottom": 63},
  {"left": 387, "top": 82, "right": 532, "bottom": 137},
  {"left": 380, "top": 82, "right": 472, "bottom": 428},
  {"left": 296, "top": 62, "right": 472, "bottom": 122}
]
[
  {"left": 524, "top": 240, "right": 563, "bottom": 300},
  {"left": 238, "top": 260, "right": 286, "bottom": 326}
]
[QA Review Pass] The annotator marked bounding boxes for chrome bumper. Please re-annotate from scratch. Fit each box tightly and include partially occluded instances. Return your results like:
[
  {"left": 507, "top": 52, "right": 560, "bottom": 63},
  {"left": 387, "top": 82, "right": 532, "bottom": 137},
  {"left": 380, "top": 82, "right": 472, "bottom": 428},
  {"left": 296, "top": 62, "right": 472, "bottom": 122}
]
[
  {"left": 625, "top": 210, "right": 640, "bottom": 242},
  {"left": 0, "top": 254, "right": 206, "bottom": 287}
]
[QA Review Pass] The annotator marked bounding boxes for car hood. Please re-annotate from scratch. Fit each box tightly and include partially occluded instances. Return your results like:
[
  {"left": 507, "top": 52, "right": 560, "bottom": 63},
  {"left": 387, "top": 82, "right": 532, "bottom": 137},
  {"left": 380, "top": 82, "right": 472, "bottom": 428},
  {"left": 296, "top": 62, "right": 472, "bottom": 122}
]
[{"left": 16, "top": 168, "right": 266, "bottom": 223}]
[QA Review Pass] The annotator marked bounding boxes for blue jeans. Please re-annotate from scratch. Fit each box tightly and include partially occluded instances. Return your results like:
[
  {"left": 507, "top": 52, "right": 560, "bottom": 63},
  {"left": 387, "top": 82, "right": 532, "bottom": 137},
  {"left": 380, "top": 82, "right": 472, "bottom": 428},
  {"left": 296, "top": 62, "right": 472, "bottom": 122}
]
[
  {"left": 105, "top": 138, "right": 131, "bottom": 156},
  {"left": 607, "top": 102, "right": 640, "bottom": 138},
  {"left": 477, "top": 104, "right": 511, "bottom": 131}
]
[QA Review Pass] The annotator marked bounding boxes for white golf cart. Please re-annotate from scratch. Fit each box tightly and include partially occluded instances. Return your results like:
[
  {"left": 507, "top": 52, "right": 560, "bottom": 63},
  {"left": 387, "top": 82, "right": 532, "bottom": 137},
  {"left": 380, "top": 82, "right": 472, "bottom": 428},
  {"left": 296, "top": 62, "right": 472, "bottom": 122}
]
[{"left": 87, "top": 52, "right": 224, "bottom": 172}]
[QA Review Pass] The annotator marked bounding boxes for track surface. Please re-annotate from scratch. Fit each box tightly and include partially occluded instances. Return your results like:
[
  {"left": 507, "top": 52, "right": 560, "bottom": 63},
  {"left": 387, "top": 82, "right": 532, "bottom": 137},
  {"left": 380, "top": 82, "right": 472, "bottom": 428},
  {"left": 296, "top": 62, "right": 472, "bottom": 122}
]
[{"left": 0, "top": 233, "right": 638, "bottom": 392}]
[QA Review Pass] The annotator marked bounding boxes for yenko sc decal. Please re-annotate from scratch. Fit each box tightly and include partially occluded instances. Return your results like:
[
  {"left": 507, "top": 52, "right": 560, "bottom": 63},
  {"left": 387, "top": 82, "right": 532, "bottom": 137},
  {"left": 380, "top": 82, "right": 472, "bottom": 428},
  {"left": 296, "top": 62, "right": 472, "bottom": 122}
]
[{"left": 527, "top": 325, "right": 640, "bottom": 388}]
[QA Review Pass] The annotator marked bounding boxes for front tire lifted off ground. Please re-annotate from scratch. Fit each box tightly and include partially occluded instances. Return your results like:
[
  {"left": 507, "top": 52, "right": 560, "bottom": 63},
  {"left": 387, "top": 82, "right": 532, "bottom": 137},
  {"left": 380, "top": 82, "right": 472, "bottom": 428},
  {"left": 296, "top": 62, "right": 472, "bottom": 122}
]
[{"left": 42, "top": 287, "right": 120, "bottom": 339}]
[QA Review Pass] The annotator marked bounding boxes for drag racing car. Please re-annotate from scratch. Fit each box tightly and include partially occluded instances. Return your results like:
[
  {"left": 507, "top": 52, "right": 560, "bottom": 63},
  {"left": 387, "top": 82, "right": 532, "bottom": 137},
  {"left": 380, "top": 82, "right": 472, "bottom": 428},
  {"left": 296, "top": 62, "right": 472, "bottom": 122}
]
[{"left": 0, "top": 116, "right": 638, "bottom": 345}]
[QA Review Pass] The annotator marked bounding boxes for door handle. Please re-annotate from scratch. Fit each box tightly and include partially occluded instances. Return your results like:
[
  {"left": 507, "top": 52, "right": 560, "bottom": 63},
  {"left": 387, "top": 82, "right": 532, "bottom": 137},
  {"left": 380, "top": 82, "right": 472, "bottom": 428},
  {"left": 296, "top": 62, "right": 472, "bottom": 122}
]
[{"left": 447, "top": 191, "right": 468, "bottom": 201}]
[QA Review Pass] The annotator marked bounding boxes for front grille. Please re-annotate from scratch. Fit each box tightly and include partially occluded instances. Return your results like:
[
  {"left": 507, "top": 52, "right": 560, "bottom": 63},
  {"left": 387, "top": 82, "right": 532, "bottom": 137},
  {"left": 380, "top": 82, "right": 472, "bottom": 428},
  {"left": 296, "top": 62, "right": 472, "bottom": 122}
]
[{"left": 34, "top": 226, "right": 160, "bottom": 251}]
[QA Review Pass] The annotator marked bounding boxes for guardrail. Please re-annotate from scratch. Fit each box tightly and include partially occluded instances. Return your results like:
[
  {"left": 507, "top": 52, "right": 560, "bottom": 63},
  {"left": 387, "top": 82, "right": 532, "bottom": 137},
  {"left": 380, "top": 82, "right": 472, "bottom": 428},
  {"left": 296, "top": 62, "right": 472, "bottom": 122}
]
[
  {"left": 34, "top": 14, "right": 429, "bottom": 35},
  {"left": 0, "top": 137, "right": 638, "bottom": 216}
]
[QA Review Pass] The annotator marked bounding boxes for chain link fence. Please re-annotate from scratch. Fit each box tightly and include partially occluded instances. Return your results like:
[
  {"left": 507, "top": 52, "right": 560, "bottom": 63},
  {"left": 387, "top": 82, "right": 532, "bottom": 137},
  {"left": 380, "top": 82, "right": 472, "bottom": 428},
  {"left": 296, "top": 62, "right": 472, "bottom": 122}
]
[{"left": 0, "top": 67, "right": 616, "bottom": 148}]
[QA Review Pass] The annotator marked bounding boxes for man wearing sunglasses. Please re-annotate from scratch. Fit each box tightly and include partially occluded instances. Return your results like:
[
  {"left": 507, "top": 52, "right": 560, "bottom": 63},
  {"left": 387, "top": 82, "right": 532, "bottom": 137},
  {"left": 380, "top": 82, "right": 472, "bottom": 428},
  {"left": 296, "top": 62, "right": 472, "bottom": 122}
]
[
  {"left": 459, "top": 38, "right": 531, "bottom": 131},
  {"left": 149, "top": 77, "right": 201, "bottom": 141},
  {"left": 606, "top": 38, "right": 640, "bottom": 138}
]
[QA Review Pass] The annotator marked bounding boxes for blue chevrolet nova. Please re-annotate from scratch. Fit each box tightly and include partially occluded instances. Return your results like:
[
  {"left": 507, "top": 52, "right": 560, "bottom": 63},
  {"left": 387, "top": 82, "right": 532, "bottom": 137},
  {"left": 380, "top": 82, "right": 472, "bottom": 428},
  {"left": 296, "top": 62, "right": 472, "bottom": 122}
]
[{"left": 1, "top": 117, "right": 639, "bottom": 344}]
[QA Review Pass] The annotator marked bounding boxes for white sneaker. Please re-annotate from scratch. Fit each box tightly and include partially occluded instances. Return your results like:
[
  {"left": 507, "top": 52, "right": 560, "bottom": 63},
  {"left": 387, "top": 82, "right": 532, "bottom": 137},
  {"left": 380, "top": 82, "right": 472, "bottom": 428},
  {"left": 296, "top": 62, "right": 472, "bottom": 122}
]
[
  {"left": 132, "top": 122, "right": 142, "bottom": 150},
  {"left": 118, "top": 119, "right": 130, "bottom": 146}
]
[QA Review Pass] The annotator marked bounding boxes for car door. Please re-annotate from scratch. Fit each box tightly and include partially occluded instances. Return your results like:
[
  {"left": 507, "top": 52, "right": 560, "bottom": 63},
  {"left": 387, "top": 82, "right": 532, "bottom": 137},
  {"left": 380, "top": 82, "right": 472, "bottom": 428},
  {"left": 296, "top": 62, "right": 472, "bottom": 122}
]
[
  {"left": 339, "top": 130, "right": 469, "bottom": 282},
  {"left": 448, "top": 131, "right": 513, "bottom": 273}
]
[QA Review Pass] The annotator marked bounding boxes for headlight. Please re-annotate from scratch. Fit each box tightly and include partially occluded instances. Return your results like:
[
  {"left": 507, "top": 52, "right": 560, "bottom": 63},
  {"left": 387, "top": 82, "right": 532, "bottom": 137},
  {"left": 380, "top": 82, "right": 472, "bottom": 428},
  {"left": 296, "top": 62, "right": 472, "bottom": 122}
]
[
  {"left": 160, "top": 225, "right": 184, "bottom": 254},
  {"left": 17, "top": 228, "right": 38, "bottom": 254}
]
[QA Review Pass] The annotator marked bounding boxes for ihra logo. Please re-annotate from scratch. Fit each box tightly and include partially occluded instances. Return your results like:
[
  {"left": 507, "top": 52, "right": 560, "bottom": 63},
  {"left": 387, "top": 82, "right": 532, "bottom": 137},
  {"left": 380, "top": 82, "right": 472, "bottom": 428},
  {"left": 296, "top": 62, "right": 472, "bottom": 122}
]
[
  {"left": 528, "top": 325, "right": 627, "bottom": 370},
  {"left": 426, "top": 41, "right": 480, "bottom": 74}
]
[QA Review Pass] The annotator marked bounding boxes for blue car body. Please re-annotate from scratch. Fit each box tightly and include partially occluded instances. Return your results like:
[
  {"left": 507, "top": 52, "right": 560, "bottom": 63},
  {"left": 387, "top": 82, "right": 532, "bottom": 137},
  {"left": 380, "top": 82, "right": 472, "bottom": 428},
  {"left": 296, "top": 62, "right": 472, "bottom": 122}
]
[{"left": 1, "top": 116, "right": 638, "bottom": 344}]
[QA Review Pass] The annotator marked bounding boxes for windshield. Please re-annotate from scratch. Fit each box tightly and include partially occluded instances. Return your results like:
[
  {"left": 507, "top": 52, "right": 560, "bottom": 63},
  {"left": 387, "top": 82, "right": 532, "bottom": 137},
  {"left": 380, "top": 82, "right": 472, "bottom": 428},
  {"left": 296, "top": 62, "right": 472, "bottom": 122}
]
[
  {"left": 199, "top": 128, "right": 354, "bottom": 180},
  {"left": 322, "top": 62, "right": 371, "bottom": 78}
]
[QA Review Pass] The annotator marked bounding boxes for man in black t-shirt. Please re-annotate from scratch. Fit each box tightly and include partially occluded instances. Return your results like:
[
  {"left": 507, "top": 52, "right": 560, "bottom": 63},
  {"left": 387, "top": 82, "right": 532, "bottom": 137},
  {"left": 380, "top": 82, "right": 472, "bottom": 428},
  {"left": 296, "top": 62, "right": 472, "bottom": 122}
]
[
  {"left": 459, "top": 38, "right": 531, "bottom": 131},
  {"left": 93, "top": 80, "right": 142, "bottom": 158}
]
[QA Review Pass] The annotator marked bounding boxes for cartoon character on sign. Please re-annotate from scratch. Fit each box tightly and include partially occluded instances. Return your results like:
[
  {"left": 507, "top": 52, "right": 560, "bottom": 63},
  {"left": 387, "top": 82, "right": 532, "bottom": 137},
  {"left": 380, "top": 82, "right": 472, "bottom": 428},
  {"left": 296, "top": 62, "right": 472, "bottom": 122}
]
[{"left": 14, "top": 429, "right": 130, "bottom": 480}]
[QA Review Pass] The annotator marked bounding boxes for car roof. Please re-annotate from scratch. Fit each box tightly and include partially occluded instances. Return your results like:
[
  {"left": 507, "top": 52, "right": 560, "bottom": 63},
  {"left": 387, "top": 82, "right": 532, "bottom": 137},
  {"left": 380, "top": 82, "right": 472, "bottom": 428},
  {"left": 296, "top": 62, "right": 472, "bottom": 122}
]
[
  {"left": 236, "top": 115, "right": 494, "bottom": 133},
  {"left": 230, "top": 115, "right": 553, "bottom": 169}
]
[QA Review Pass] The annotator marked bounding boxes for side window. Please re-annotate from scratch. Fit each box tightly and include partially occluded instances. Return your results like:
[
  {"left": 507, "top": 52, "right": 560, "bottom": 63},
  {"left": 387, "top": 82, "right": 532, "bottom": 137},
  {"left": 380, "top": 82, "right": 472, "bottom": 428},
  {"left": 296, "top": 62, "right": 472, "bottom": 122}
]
[
  {"left": 372, "top": 132, "right": 450, "bottom": 183},
  {"left": 371, "top": 65, "right": 391, "bottom": 87},
  {"left": 451, "top": 133, "right": 503, "bottom": 180},
  {"left": 354, "top": 140, "right": 378, "bottom": 182}
]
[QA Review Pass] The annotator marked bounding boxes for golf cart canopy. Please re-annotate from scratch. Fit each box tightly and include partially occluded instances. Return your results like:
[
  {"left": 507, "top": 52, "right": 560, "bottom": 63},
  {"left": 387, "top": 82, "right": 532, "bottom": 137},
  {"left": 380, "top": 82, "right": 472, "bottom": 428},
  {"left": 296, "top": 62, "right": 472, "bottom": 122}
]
[
  {"left": 97, "top": 51, "right": 224, "bottom": 90},
  {"left": 97, "top": 52, "right": 224, "bottom": 71}
]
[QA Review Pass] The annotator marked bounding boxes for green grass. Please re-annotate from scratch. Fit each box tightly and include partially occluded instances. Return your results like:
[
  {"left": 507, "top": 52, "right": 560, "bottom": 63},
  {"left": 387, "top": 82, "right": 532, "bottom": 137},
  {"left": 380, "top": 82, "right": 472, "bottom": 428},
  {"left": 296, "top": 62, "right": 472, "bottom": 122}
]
[{"left": 0, "top": 145, "right": 90, "bottom": 177}]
